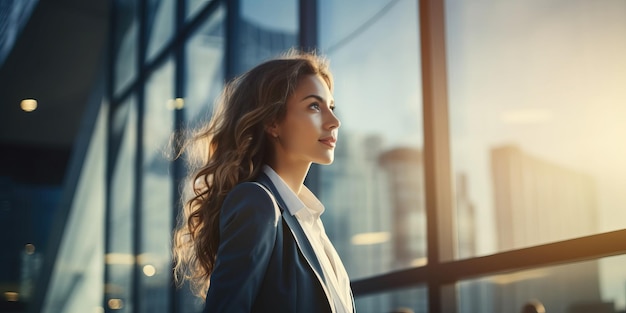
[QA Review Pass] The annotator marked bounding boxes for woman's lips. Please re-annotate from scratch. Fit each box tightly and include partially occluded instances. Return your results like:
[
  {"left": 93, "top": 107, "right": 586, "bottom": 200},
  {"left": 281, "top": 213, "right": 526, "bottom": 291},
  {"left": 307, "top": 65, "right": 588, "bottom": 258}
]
[{"left": 319, "top": 137, "right": 336, "bottom": 148}]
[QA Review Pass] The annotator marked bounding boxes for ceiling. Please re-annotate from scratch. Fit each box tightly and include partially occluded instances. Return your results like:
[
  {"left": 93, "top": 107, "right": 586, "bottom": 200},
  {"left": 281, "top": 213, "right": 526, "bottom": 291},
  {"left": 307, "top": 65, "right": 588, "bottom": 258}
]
[
  {"left": 0, "top": 0, "right": 109, "bottom": 148},
  {"left": 0, "top": 0, "right": 108, "bottom": 184}
]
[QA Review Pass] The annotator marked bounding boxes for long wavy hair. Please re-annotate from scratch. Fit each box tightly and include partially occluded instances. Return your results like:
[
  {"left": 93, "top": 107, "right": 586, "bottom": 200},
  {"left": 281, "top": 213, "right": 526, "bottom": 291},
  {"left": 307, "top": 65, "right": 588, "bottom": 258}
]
[{"left": 172, "top": 50, "right": 333, "bottom": 299}]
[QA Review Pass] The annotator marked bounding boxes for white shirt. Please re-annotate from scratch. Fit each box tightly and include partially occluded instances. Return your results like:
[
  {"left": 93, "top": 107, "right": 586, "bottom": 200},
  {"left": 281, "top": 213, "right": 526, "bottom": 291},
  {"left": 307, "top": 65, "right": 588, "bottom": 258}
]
[{"left": 263, "top": 165, "right": 354, "bottom": 313}]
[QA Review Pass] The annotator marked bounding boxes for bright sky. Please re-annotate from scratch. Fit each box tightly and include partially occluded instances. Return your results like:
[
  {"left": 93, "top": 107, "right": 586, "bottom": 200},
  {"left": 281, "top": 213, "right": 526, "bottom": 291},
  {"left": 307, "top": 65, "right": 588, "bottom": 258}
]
[{"left": 444, "top": 0, "right": 626, "bottom": 307}]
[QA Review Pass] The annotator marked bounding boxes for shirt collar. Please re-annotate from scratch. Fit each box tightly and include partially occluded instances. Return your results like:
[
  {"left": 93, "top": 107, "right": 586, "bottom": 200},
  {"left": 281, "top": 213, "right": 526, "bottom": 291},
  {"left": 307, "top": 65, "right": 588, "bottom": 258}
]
[{"left": 262, "top": 165, "right": 324, "bottom": 218}]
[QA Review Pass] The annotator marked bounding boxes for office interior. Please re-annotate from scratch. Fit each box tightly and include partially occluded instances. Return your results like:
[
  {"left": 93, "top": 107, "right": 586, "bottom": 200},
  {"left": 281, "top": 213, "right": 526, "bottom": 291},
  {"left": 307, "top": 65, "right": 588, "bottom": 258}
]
[{"left": 1, "top": 0, "right": 626, "bottom": 312}]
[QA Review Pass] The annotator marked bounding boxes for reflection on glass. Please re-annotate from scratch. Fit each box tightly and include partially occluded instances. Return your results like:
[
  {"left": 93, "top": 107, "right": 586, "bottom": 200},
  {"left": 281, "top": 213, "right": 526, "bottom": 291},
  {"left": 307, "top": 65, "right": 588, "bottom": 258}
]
[
  {"left": 318, "top": 0, "right": 424, "bottom": 279},
  {"left": 107, "top": 98, "right": 137, "bottom": 313},
  {"left": 41, "top": 103, "right": 107, "bottom": 313},
  {"left": 179, "top": 7, "right": 227, "bottom": 313},
  {"left": 355, "top": 286, "right": 427, "bottom": 313},
  {"left": 146, "top": 0, "right": 175, "bottom": 61},
  {"left": 445, "top": 0, "right": 626, "bottom": 258},
  {"left": 185, "top": 4, "right": 225, "bottom": 126},
  {"left": 456, "top": 254, "right": 626, "bottom": 313},
  {"left": 235, "top": 0, "right": 297, "bottom": 75},
  {"left": 114, "top": 1, "right": 138, "bottom": 95},
  {"left": 186, "top": 0, "right": 210, "bottom": 20},
  {"left": 140, "top": 59, "right": 174, "bottom": 312}
]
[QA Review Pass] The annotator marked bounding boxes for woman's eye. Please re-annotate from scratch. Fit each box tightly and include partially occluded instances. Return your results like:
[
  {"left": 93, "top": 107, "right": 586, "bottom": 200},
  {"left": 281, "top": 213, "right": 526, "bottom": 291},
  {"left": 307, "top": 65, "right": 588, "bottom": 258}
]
[
  {"left": 309, "top": 103, "right": 321, "bottom": 111},
  {"left": 330, "top": 105, "right": 336, "bottom": 111}
]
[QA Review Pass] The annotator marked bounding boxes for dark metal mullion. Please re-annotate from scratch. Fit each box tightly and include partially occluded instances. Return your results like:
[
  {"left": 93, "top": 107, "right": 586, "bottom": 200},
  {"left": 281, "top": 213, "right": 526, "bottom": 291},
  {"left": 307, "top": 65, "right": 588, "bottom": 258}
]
[
  {"left": 225, "top": 0, "right": 240, "bottom": 80},
  {"left": 419, "top": 0, "right": 456, "bottom": 312},
  {"left": 299, "top": 0, "right": 320, "bottom": 194},
  {"left": 103, "top": 1, "right": 118, "bottom": 312},
  {"left": 170, "top": 0, "right": 186, "bottom": 312},
  {"left": 133, "top": 0, "right": 148, "bottom": 311},
  {"left": 353, "top": 228, "right": 626, "bottom": 296},
  {"left": 437, "top": 228, "right": 626, "bottom": 284},
  {"left": 112, "top": 0, "right": 223, "bottom": 106},
  {"left": 299, "top": 0, "right": 318, "bottom": 53}
]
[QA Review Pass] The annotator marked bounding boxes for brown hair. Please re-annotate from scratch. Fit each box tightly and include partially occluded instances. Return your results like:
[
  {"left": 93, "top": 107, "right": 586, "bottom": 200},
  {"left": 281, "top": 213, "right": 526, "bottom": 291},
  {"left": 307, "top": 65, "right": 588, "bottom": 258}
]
[{"left": 172, "top": 50, "right": 333, "bottom": 298}]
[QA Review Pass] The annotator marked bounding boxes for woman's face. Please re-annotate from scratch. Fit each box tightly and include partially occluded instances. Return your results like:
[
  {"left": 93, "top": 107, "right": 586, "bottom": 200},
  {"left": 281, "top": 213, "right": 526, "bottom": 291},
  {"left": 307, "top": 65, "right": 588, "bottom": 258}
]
[{"left": 269, "top": 74, "right": 341, "bottom": 166}]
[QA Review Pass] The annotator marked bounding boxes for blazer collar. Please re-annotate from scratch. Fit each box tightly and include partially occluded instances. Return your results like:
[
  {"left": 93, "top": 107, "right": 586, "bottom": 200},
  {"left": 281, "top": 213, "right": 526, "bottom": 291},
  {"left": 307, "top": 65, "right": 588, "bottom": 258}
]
[{"left": 256, "top": 173, "right": 327, "bottom": 284}]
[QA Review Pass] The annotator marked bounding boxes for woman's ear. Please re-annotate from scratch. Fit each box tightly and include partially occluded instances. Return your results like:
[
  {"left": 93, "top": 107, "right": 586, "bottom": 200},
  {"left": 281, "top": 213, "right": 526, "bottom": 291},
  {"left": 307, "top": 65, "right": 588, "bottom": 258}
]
[{"left": 265, "top": 121, "right": 279, "bottom": 138}]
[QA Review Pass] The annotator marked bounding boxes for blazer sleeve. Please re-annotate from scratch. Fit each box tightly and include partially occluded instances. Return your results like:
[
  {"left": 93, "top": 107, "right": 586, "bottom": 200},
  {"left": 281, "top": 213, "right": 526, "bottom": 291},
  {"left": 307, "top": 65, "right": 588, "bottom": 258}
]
[{"left": 204, "top": 182, "right": 279, "bottom": 312}]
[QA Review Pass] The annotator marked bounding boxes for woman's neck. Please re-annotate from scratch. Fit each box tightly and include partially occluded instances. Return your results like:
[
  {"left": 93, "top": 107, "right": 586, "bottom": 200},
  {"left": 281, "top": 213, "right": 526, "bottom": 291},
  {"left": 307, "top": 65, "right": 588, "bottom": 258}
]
[{"left": 268, "top": 161, "right": 311, "bottom": 195}]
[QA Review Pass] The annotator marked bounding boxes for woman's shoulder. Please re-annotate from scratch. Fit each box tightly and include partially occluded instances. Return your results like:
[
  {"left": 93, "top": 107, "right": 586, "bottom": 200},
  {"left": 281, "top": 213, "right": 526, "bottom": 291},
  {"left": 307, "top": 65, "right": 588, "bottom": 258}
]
[
  {"left": 226, "top": 180, "right": 271, "bottom": 199},
  {"left": 221, "top": 180, "right": 278, "bottom": 217}
]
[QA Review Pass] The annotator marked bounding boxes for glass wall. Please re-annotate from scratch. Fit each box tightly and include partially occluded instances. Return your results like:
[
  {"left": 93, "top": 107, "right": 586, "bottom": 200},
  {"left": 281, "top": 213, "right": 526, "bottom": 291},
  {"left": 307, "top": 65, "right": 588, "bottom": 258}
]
[
  {"left": 107, "top": 0, "right": 299, "bottom": 312},
  {"left": 356, "top": 285, "right": 427, "bottom": 313},
  {"left": 113, "top": 1, "right": 138, "bottom": 95},
  {"left": 41, "top": 102, "right": 107, "bottom": 313},
  {"left": 37, "top": 1, "right": 626, "bottom": 312},
  {"left": 235, "top": 0, "right": 298, "bottom": 75},
  {"left": 106, "top": 98, "right": 137, "bottom": 313},
  {"left": 456, "top": 254, "right": 626, "bottom": 313},
  {"left": 187, "top": 0, "right": 211, "bottom": 20},
  {"left": 318, "top": 0, "right": 425, "bottom": 280},
  {"left": 145, "top": 0, "right": 175, "bottom": 62},
  {"left": 184, "top": 4, "right": 225, "bottom": 126},
  {"left": 139, "top": 59, "right": 175, "bottom": 312},
  {"left": 445, "top": 0, "right": 626, "bottom": 256}
]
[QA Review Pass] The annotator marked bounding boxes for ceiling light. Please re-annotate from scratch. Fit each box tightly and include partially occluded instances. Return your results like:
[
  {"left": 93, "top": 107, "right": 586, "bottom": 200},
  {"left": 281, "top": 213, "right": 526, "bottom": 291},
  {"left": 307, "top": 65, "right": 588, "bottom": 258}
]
[
  {"left": 142, "top": 264, "right": 156, "bottom": 277},
  {"left": 20, "top": 99, "right": 37, "bottom": 112}
]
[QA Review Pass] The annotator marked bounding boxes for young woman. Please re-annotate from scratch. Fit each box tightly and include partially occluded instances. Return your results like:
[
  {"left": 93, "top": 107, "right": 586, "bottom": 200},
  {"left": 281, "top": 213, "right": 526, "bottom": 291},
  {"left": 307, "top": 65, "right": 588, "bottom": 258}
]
[{"left": 173, "top": 51, "right": 355, "bottom": 313}]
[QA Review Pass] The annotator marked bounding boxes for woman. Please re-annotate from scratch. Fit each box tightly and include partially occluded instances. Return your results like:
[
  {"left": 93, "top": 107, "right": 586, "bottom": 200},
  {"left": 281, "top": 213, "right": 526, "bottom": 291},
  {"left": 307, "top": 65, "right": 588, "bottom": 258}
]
[{"left": 173, "top": 50, "right": 355, "bottom": 313}]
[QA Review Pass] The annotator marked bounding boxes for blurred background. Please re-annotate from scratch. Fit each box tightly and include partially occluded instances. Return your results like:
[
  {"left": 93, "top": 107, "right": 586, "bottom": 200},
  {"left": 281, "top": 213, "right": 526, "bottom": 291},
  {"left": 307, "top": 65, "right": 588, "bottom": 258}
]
[{"left": 1, "top": 0, "right": 625, "bottom": 312}]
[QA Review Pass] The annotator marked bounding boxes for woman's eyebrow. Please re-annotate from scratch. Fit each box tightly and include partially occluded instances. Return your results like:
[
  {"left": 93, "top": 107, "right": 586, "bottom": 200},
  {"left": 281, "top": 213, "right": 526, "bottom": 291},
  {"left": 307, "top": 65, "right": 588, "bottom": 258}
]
[{"left": 300, "top": 94, "right": 335, "bottom": 104}]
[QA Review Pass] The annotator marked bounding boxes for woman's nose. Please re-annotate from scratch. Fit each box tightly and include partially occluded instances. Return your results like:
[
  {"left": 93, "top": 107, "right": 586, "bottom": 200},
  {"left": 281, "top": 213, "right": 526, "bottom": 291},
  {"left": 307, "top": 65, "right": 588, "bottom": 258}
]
[{"left": 325, "top": 110, "right": 341, "bottom": 130}]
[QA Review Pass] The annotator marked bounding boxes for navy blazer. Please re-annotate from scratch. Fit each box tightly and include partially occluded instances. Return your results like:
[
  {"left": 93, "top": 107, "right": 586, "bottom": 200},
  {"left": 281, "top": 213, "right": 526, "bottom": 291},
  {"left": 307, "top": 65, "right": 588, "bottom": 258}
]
[{"left": 204, "top": 173, "right": 335, "bottom": 313}]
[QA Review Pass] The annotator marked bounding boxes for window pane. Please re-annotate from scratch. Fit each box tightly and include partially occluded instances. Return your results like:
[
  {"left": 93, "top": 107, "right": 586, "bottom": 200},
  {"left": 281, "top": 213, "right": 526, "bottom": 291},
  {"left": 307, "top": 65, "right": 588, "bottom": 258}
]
[
  {"left": 235, "top": 0, "right": 297, "bottom": 74},
  {"left": 445, "top": 0, "right": 626, "bottom": 257},
  {"left": 106, "top": 98, "right": 137, "bottom": 313},
  {"left": 139, "top": 59, "right": 175, "bottom": 312},
  {"left": 455, "top": 254, "right": 626, "bottom": 313},
  {"left": 184, "top": 4, "right": 225, "bottom": 126},
  {"left": 356, "top": 286, "right": 427, "bottom": 313},
  {"left": 186, "top": 0, "right": 210, "bottom": 20},
  {"left": 318, "top": 0, "right": 424, "bottom": 279},
  {"left": 178, "top": 8, "right": 227, "bottom": 313},
  {"left": 42, "top": 102, "right": 107, "bottom": 313},
  {"left": 146, "top": 0, "right": 175, "bottom": 61},
  {"left": 114, "top": 1, "right": 138, "bottom": 95}
]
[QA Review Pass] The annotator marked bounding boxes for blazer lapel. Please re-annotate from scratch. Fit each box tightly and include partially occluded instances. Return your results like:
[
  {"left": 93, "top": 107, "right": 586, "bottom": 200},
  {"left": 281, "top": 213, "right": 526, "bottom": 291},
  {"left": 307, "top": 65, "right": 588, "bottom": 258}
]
[{"left": 256, "top": 174, "right": 327, "bottom": 284}]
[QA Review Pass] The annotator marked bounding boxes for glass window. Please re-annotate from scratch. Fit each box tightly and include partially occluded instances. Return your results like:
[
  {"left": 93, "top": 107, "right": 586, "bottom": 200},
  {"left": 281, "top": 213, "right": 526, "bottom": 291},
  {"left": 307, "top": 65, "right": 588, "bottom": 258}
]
[
  {"left": 139, "top": 59, "right": 175, "bottom": 312},
  {"left": 455, "top": 254, "right": 626, "bottom": 313},
  {"left": 445, "top": 0, "right": 626, "bottom": 258},
  {"left": 355, "top": 286, "right": 427, "bottom": 313},
  {"left": 41, "top": 102, "right": 107, "bottom": 313},
  {"left": 114, "top": 1, "right": 139, "bottom": 95},
  {"left": 106, "top": 98, "right": 137, "bottom": 313},
  {"left": 318, "top": 0, "right": 424, "bottom": 279},
  {"left": 146, "top": 0, "right": 175, "bottom": 62},
  {"left": 186, "top": 0, "right": 211, "bottom": 20},
  {"left": 235, "top": 0, "right": 297, "bottom": 74},
  {"left": 184, "top": 4, "right": 225, "bottom": 126}
]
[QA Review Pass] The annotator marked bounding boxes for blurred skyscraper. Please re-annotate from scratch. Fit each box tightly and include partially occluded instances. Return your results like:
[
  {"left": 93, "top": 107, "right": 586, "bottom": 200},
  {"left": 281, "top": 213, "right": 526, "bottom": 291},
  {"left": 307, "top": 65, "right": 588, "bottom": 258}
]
[
  {"left": 490, "top": 145, "right": 601, "bottom": 312},
  {"left": 492, "top": 145, "right": 598, "bottom": 249},
  {"left": 378, "top": 147, "right": 428, "bottom": 312},
  {"left": 378, "top": 147, "right": 427, "bottom": 269}
]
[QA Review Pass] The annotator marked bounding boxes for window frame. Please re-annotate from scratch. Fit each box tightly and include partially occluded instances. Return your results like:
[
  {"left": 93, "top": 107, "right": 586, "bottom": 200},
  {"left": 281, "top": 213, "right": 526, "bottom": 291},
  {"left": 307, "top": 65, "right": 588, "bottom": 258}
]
[
  {"left": 103, "top": 1, "right": 626, "bottom": 313},
  {"left": 350, "top": 2, "right": 626, "bottom": 313}
]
